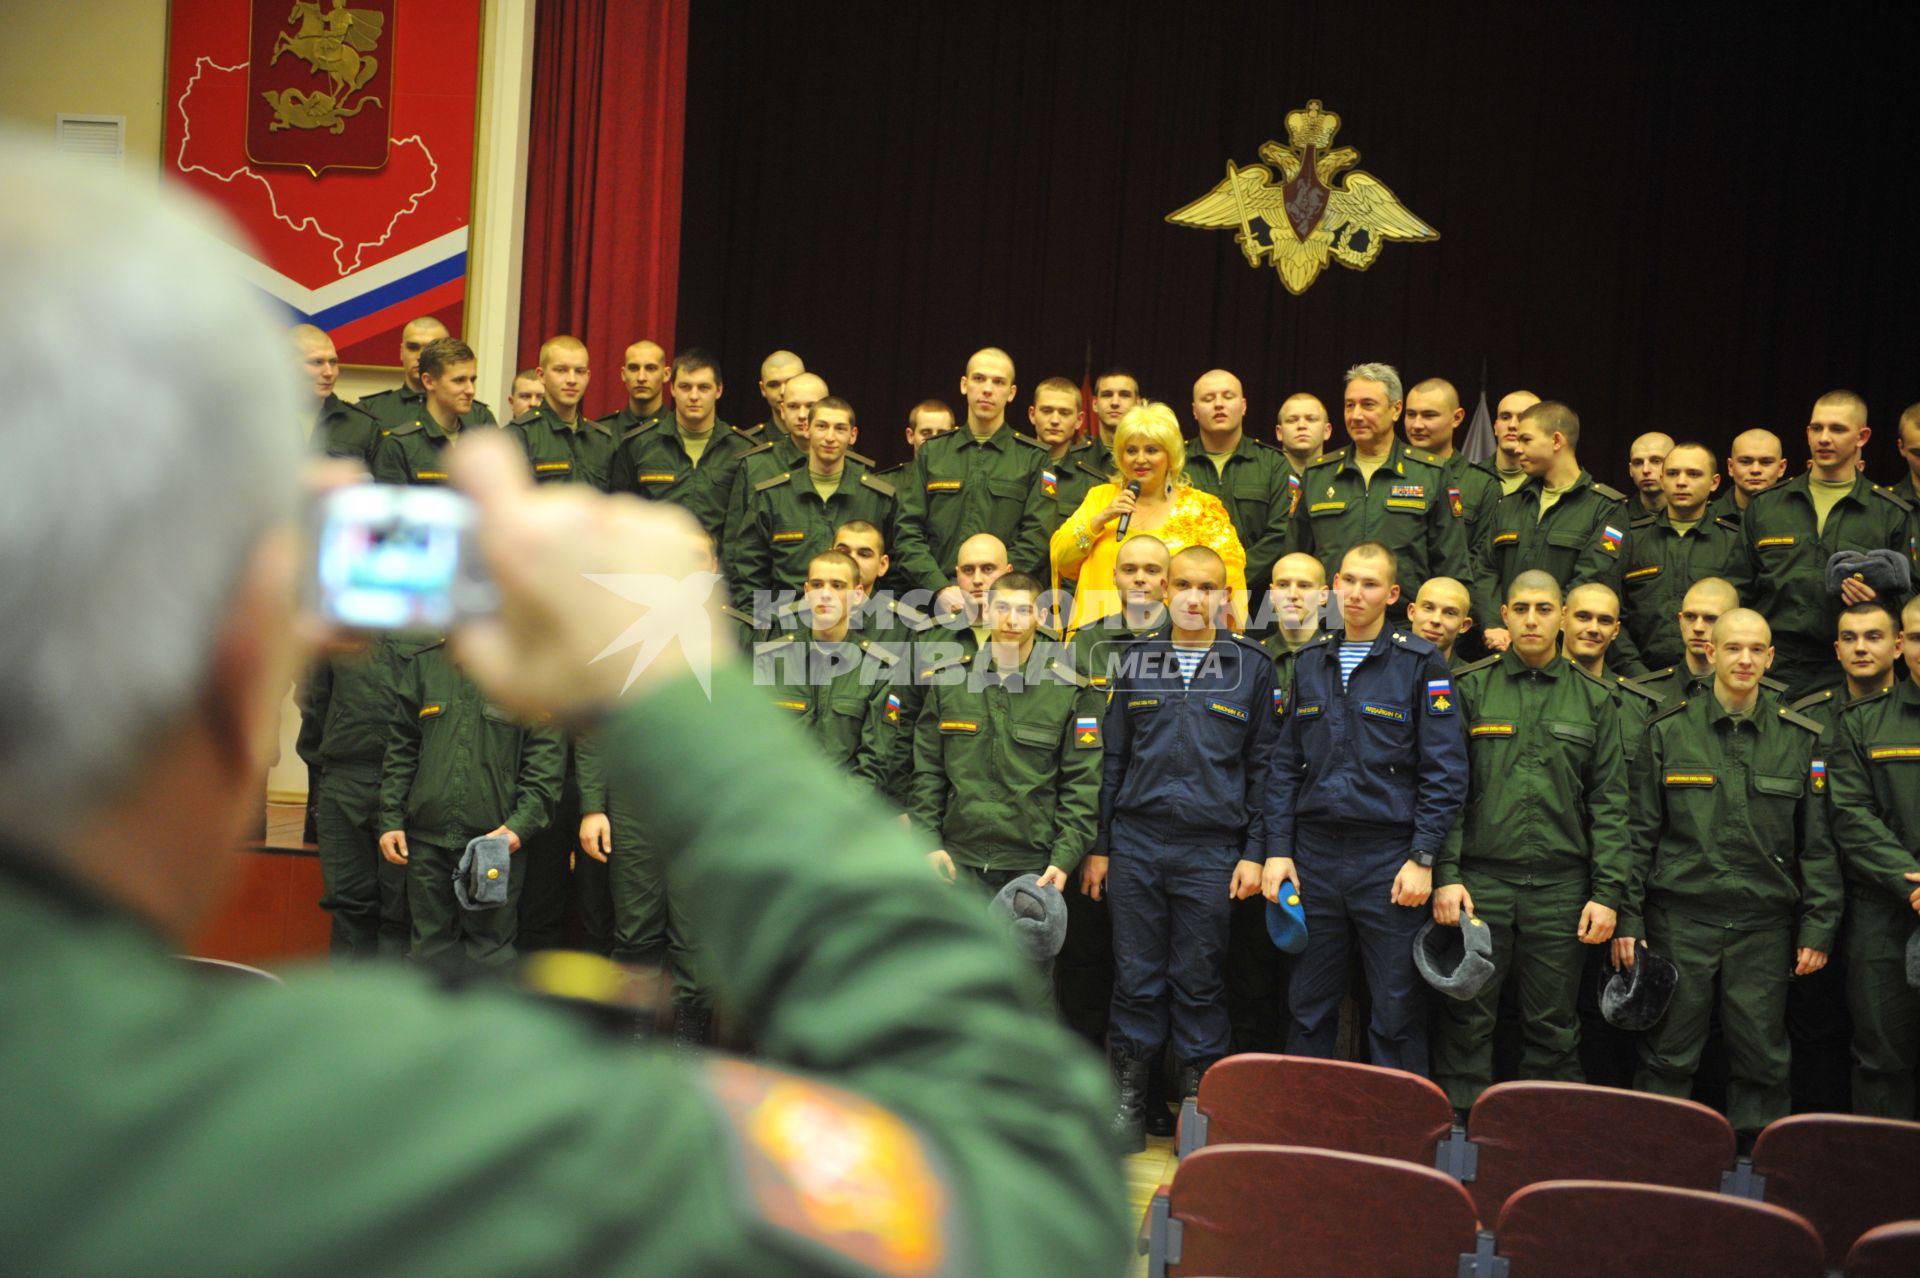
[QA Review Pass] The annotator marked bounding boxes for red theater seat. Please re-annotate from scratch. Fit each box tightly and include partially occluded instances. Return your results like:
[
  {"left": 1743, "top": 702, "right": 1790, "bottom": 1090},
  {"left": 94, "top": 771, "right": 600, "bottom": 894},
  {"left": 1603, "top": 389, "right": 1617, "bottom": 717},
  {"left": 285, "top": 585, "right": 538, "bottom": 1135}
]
[
  {"left": 1462, "top": 1080, "right": 1735, "bottom": 1222},
  {"left": 1492, "top": 1180, "right": 1823, "bottom": 1277},
  {"left": 1844, "top": 1220, "right": 1920, "bottom": 1278},
  {"left": 1145, "top": 1144, "right": 1479, "bottom": 1278},
  {"left": 1176, "top": 1053, "right": 1456, "bottom": 1166},
  {"left": 1749, "top": 1114, "right": 1920, "bottom": 1270}
]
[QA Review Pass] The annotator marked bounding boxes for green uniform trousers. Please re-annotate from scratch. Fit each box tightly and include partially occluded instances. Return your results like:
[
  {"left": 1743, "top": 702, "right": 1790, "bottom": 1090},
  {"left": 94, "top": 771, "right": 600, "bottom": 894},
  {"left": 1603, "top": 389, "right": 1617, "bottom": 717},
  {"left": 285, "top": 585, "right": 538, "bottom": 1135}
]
[
  {"left": 1844, "top": 888, "right": 1920, "bottom": 1118},
  {"left": 609, "top": 803, "right": 707, "bottom": 1008},
  {"left": 1637, "top": 906, "right": 1793, "bottom": 1135},
  {"left": 406, "top": 836, "right": 525, "bottom": 968},
  {"left": 314, "top": 764, "right": 408, "bottom": 959},
  {"left": 1431, "top": 876, "right": 1589, "bottom": 1109}
]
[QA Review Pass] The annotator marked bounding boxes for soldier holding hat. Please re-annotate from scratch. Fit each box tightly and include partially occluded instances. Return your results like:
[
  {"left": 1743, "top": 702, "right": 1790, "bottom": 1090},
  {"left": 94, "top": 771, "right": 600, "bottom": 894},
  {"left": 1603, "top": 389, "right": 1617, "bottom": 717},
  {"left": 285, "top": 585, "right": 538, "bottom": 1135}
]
[{"left": 1615, "top": 608, "right": 1842, "bottom": 1139}]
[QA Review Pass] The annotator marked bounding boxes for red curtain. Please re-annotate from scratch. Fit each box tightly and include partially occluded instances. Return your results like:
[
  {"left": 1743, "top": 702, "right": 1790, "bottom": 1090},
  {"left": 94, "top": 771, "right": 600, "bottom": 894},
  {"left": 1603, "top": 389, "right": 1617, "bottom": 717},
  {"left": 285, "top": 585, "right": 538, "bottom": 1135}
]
[{"left": 518, "top": 0, "right": 689, "bottom": 419}]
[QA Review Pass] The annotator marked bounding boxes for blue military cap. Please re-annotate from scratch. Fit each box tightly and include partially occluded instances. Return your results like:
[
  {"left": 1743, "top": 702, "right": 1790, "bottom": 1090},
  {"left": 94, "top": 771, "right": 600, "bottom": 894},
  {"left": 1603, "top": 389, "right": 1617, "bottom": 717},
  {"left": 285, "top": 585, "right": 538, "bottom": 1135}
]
[{"left": 1265, "top": 888, "right": 1309, "bottom": 954}]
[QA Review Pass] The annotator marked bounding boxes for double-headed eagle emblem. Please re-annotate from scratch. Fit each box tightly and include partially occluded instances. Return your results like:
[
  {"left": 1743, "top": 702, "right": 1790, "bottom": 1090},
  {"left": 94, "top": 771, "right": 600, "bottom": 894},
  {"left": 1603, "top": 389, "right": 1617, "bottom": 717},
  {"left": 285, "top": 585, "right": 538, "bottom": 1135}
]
[{"left": 1167, "top": 100, "right": 1437, "bottom": 294}]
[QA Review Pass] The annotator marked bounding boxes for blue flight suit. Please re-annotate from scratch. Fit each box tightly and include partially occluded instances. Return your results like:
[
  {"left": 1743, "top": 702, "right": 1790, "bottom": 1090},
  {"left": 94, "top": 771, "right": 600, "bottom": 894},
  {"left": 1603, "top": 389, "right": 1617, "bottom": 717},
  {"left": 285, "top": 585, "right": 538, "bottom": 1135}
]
[
  {"left": 1267, "top": 627, "right": 1469, "bottom": 1074},
  {"left": 1098, "top": 633, "right": 1279, "bottom": 1073}
]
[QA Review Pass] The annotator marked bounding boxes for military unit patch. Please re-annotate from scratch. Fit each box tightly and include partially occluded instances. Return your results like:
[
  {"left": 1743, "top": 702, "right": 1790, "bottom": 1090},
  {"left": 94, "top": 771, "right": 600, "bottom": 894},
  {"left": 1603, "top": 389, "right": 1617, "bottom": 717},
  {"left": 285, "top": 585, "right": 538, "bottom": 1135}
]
[
  {"left": 1427, "top": 679, "right": 1454, "bottom": 714},
  {"left": 1295, "top": 703, "right": 1323, "bottom": 718},
  {"left": 1599, "top": 525, "right": 1623, "bottom": 554},
  {"left": 1273, "top": 685, "right": 1286, "bottom": 715},
  {"left": 884, "top": 693, "right": 902, "bottom": 725},
  {"left": 1447, "top": 485, "right": 1464, "bottom": 518},
  {"left": 1074, "top": 715, "right": 1100, "bottom": 748},
  {"left": 1810, "top": 758, "right": 1827, "bottom": 792},
  {"left": 1041, "top": 468, "right": 1058, "bottom": 498}
]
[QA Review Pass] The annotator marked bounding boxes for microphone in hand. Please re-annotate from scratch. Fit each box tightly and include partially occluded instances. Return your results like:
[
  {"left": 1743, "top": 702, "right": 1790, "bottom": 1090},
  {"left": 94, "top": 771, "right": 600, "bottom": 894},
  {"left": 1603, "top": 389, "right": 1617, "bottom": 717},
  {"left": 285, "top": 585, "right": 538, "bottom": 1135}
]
[{"left": 1116, "top": 480, "right": 1142, "bottom": 537}]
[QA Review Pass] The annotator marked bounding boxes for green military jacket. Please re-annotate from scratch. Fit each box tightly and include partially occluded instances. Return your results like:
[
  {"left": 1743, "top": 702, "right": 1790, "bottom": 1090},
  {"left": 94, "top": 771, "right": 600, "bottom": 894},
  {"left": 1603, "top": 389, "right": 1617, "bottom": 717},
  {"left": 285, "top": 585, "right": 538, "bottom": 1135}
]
[
  {"left": 751, "top": 635, "right": 902, "bottom": 788},
  {"left": 909, "top": 642, "right": 1105, "bottom": 874},
  {"left": 770, "top": 590, "right": 935, "bottom": 647},
  {"left": 1443, "top": 456, "right": 1504, "bottom": 557},
  {"left": 1183, "top": 434, "right": 1297, "bottom": 594},
  {"left": 1735, "top": 472, "right": 1917, "bottom": 654},
  {"left": 310, "top": 393, "right": 380, "bottom": 467},
  {"left": 1258, "top": 627, "right": 1322, "bottom": 711},
  {"left": 724, "top": 460, "right": 898, "bottom": 608},
  {"left": 607, "top": 415, "right": 756, "bottom": 540},
  {"left": 378, "top": 640, "right": 565, "bottom": 847},
  {"left": 0, "top": 665, "right": 1128, "bottom": 1276},
  {"left": 1294, "top": 439, "right": 1468, "bottom": 605},
  {"left": 357, "top": 383, "right": 496, "bottom": 432},
  {"left": 893, "top": 425, "right": 1051, "bottom": 591},
  {"left": 1470, "top": 468, "right": 1629, "bottom": 629},
  {"left": 1440, "top": 653, "right": 1629, "bottom": 905},
  {"left": 1630, "top": 663, "right": 1786, "bottom": 708},
  {"left": 507, "top": 402, "right": 619, "bottom": 492},
  {"left": 1614, "top": 508, "right": 1747, "bottom": 675},
  {"left": 1706, "top": 486, "right": 1748, "bottom": 525},
  {"left": 596, "top": 402, "right": 668, "bottom": 440},
  {"left": 1623, "top": 689, "right": 1841, "bottom": 950},
  {"left": 296, "top": 640, "right": 400, "bottom": 774},
  {"left": 369, "top": 413, "right": 484, "bottom": 486},
  {"left": 1073, "top": 609, "right": 1170, "bottom": 693},
  {"left": 1595, "top": 664, "right": 1665, "bottom": 767},
  {"left": 1034, "top": 439, "right": 1111, "bottom": 545},
  {"left": 1827, "top": 678, "right": 1920, "bottom": 901}
]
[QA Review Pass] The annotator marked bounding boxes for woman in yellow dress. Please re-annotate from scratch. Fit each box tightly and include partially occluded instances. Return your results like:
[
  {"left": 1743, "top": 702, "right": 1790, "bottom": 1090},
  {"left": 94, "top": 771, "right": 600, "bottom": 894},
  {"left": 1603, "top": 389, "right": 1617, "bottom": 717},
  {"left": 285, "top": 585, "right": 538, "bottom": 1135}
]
[{"left": 1050, "top": 401, "right": 1247, "bottom": 636}]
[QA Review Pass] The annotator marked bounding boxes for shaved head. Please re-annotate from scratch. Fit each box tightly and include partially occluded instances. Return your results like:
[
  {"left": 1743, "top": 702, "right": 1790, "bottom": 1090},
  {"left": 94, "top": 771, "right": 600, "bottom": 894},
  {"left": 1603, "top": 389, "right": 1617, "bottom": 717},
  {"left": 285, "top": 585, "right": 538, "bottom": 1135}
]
[
  {"left": 1409, "top": 378, "right": 1460, "bottom": 412},
  {"left": 1507, "top": 569, "right": 1563, "bottom": 605},
  {"left": 1416, "top": 575, "right": 1470, "bottom": 610},
  {"left": 537, "top": 334, "right": 588, "bottom": 366},
  {"left": 1273, "top": 551, "right": 1327, "bottom": 588},
  {"left": 955, "top": 532, "right": 1009, "bottom": 572},
  {"left": 1711, "top": 607, "right": 1771, "bottom": 646},
  {"left": 760, "top": 349, "right": 803, "bottom": 380},
  {"left": 1685, "top": 577, "right": 1740, "bottom": 615},
  {"left": 1566, "top": 581, "right": 1621, "bottom": 615}
]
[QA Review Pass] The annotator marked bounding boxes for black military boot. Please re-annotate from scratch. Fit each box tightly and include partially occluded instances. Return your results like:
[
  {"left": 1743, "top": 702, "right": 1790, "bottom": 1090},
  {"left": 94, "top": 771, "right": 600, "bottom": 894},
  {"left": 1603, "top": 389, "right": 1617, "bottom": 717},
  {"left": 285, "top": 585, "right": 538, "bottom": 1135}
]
[
  {"left": 1143, "top": 1059, "right": 1177, "bottom": 1138},
  {"left": 1176, "top": 1059, "right": 1210, "bottom": 1104},
  {"left": 1108, "top": 1046, "right": 1151, "bottom": 1154},
  {"left": 671, "top": 1003, "right": 712, "bottom": 1054}
]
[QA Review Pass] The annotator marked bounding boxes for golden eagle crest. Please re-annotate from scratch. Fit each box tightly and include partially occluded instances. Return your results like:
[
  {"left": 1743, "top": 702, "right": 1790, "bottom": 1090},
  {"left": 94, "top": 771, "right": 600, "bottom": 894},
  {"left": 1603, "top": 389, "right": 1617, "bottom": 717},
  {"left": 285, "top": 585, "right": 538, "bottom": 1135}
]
[{"left": 1166, "top": 101, "right": 1438, "bottom": 294}]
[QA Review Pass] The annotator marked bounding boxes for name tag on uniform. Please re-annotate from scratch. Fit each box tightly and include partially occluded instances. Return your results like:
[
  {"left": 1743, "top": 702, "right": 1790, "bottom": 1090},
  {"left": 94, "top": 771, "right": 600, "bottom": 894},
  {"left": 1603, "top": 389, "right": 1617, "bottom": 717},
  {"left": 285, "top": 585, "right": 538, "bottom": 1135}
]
[
  {"left": 415, "top": 470, "right": 448, "bottom": 482},
  {"left": 772, "top": 531, "right": 806, "bottom": 543},
  {"left": 1664, "top": 771, "right": 1716, "bottom": 787},
  {"left": 1624, "top": 565, "right": 1661, "bottom": 581},
  {"left": 1869, "top": 746, "right": 1920, "bottom": 762},
  {"left": 418, "top": 704, "right": 443, "bottom": 718},
  {"left": 773, "top": 698, "right": 809, "bottom": 713},
  {"left": 926, "top": 480, "right": 962, "bottom": 493},
  {"left": 1127, "top": 698, "right": 1161, "bottom": 711},
  {"left": 1309, "top": 501, "right": 1347, "bottom": 514},
  {"left": 1756, "top": 535, "right": 1796, "bottom": 549},
  {"left": 1207, "top": 701, "right": 1249, "bottom": 722},
  {"left": 1361, "top": 702, "right": 1407, "bottom": 722},
  {"left": 535, "top": 461, "right": 573, "bottom": 474},
  {"left": 939, "top": 720, "right": 979, "bottom": 733},
  {"left": 1471, "top": 721, "right": 1516, "bottom": 737},
  {"left": 1074, "top": 716, "right": 1100, "bottom": 748},
  {"left": 639, "top": 472, "right": 677, "bottom": 483},
  {"left": 1295, "top": 702, "right": 1323, "bottom": 718},
  {"left": 1493, "top": 531, "right": 1519, "bottom": 547}
]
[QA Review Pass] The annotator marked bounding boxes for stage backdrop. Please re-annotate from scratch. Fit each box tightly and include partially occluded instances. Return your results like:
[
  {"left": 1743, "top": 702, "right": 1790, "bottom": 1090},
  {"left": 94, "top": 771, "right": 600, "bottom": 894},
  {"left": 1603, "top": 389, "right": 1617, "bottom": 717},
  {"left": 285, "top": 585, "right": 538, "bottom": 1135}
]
[
  {"left": 163, "top": 0, "right": 483, "bottom": 367},
  {"left": 676, "top": 0, "right": 1920, "bottom": 478}
]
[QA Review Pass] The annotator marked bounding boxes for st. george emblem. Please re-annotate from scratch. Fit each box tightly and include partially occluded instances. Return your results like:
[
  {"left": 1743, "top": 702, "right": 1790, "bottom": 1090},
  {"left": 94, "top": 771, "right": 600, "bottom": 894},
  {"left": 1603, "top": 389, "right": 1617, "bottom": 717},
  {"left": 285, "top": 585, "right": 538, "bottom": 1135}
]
[
  {"left": 1166, "top": 100, "right": 1438, "bottom": 294},
  {"left": 248, "top": 0, "right": 393, "bottom": 173}
]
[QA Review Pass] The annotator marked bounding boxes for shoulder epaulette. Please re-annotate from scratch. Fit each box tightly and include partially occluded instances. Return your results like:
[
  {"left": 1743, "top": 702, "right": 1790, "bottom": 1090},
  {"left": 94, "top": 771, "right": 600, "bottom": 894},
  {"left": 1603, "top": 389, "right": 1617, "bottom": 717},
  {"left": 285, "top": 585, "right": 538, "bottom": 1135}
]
[
  {"left": 1591, "top": 481, "right": 1629, "bottom": 503},
  {"left": 719, "top": 604, "right": 758, "bottom": 627},
  {"left": 1406, "top": 447, "right": 1446, "bottom": 468},
  {"left": 1629, "top": 514, "right": 1657, "bottom": 529},
  {"left": 388, "top": 420, "right": 424, "bottom": 436},
  {"left": 1036, "top": 624, "right": 1063, "bottom": 642},
  {"left": 585, "top": 419, "right": 615, "bottom": 438},
  {"left": 1647, "top": 699, "right": 1690, "bottom": 725},
  {"left": 857, "top": 637, "right": 902, "bottom": 667},
  {"left": 1307, "top": 630, "right": 1337, "bottom": 646},
  {"left": 1011, "top": 432, "right": 1046, "bottom": 449},
  {"left": 859, "top": 472, "right": 896, "bottom": 498},
  {"left": 754, "top": 471, "right": 792, "bottom": 492},
  {"left": 354, "top": 388, "right": 396, "bottom": 404},
  {"left": 1872, "top": 484, "right": 1914, "bottom": 513},
  {"left": 1779, "top": 705, "right": 1825, "bottom": 734},
  {"left": 753, "top": 637, "right": 801, "bottom": 658},
  {"left": 724, "top": 424, "right": 758, "bottom": 442},
  {"left": 1641, "top": 665, "right": 1679, "bottom": 682},
  {"left": 883, "top": 598, "right": 933, "bottom": 631},
  {"left": 1759, "top": 674, "right": 1789, "bottom": 692},
  {"left": 1789, "top": 688, "right": 1837, "bottom": 714},
  {"left": 1453, "top": 654, "right": 1502, "bottom": 676},
  {"left": 1714, "top": 515, "right": 1743, "bottom": 532},
  {"left": 1843, "top": 686, "right": 1893, "bottom": 711},
  {"left": 737, "top": 441, "right": 774, "bottom": 459},
  {"left": 918, "top": 653, "right": 970, "bottom": 680},
  {"left": 846, "top": 448, "right": 877, "bottom": 467},
  {"left": 1614, "top": 675, "right": 1665, "bottom": 704},
  {"left": 509, "top": 409, "right": 540, "bottom": 428},
  {"left": 1307, "top": 448, "right": 1348, "bottom": 468},
  {"left": 619, "top": 419, "right": 660, "bottom": 443},
  {"left": 1042, "top": 654, "right": 1090, "bottom": 687},
  {"left": 406, "top": 635, "right": 448, "bottom": 657},
  {"left": 743, "top": 421, "right": 769, "bottom": 438}
]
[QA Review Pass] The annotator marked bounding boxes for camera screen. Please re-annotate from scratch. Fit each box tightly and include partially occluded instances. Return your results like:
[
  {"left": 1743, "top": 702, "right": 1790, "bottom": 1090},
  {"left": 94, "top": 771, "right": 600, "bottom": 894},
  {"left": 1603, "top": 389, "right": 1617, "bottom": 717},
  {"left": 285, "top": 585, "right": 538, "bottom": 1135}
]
[{"left": 314, "top": 486, "right": 476, "bottom": 630}]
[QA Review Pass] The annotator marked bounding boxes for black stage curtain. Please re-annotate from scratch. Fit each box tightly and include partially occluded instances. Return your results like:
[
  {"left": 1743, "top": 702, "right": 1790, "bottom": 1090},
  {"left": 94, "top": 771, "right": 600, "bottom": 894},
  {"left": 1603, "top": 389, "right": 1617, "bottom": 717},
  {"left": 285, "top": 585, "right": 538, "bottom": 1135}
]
[{"left": 678, "top": 1, "right": 1920, "bottom": 478}]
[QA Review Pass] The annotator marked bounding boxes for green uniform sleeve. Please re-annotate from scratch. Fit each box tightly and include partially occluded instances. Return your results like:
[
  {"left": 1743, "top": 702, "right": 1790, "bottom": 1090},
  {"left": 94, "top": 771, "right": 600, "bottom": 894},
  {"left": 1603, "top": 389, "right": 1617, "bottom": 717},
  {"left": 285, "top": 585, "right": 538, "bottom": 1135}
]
[
  {"left": 1797, "top": 748, "right": 1844, "bottom": 953},
  {"left": 295, "top": 658, "right": 331, "bottom": 769},
  {"left": 1008, "top": 467, "right": 1051, "bottom": 580},
  {"left": 1434, "top": 677, "right": 1474, "bottom": 889},
  {"left": 1583, "top": 696, "right": 1632, "bottom": 911},
  {"left": 907, "top": 684, "right": 947, "bottom": 845},
  {"left": 1240, "top": 463, "right": 1296, "bottom": 597},
  {"left": 1466, "top": 501, "right": 1505, "bottom": 632},
  {"left": 377, "top": 655, "right": 421, "bottom": 835},
  {"left": 600, "top": 668, "right": 1130, "bottom": 1275},
  {"left": 369, "top": 434, "right": 410, "bottom": 486},
  {"left": 892, "top": 451, "right": 952, "bottom": 595},
  {"left": 722, "top": 488, "right": 774, "bottom": 613},
  {"left": 504, "top": 722, "right": 566, "bottom": 844},
  {"left": 849, "top": 678, "right": 898, "bottom": 797},
  {"left": 573, "top": 732, "right": 607, "bottom": 814},
  {"left": 1428, "top": 477, "right": 1471, "bottom": 583},
  {"left": 1046, "top": 682, "right": 1107, "bottom": 874},
  {"left": 1827, "top": 710, "right": 1920, "bottom": 902},
  {"left": 1621, "top": 715, "right": 1665, "bottom": 939},
  {"left": 1570, "top": 501, "right": 1627, "bottom": 600}
]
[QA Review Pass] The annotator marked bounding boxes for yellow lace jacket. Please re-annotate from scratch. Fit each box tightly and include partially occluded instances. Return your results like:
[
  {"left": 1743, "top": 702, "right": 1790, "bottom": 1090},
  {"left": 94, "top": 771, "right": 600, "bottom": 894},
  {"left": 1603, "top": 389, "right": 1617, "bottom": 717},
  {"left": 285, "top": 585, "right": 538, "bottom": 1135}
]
[{"left": 1049, "top": 482, "right": 1248, "bottom": 635}]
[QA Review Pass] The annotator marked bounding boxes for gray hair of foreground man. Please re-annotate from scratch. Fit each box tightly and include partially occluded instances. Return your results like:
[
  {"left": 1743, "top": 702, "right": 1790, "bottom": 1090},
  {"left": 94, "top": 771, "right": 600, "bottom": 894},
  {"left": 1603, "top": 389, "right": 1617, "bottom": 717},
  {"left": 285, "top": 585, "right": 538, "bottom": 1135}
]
[{"left": 0, "top": 138, "right": 301, "bottom": 847}]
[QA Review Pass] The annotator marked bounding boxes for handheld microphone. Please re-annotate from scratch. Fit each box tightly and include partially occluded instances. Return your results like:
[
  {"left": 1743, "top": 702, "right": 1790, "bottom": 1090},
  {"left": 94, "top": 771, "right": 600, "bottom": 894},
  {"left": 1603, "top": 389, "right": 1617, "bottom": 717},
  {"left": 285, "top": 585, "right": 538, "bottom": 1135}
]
[{"left": 1116, "top": 480, "right": 1142, "bottom": 538}]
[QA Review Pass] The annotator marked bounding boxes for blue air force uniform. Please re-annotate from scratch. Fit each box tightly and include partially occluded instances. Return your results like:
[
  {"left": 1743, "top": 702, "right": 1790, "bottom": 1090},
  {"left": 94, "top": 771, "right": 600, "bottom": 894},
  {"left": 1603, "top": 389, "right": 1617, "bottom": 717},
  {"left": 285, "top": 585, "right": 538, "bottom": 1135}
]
[
  {"left": 1098, "top": 633, "right": 1279, "bottom": 1075},
  {"left": 1266, "top": 627, "right": 1469, "bottom": 1073}
]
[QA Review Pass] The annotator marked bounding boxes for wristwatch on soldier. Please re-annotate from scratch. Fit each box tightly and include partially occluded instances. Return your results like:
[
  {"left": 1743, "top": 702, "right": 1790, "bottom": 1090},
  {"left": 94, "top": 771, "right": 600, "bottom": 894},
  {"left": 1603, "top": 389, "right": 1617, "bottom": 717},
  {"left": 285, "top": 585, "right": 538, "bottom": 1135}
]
[{"left": 1410, "top": 849, "right": 1436, "bottom": 869}]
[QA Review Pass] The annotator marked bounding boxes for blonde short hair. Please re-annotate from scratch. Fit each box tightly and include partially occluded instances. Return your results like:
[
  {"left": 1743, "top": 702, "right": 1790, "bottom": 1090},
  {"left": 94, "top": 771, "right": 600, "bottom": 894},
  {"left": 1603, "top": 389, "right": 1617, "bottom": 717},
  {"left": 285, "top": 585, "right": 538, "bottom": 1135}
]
[{"left": 1110, "top": 402, "right": 1190, "bottom": 492}]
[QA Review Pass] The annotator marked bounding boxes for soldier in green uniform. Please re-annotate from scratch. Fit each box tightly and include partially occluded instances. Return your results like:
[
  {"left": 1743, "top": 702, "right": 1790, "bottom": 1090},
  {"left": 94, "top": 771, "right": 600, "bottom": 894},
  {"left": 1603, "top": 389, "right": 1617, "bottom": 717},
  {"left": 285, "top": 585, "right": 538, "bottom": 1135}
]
[
  {"left": 1183, "top": 369, "right": 1297, "bottom": 613},
  {"left": 355, "top": 314, "right": 497, "bottom": 431},
  {"left": 888, "top": 398, "right": 956, "bottom": 471},
  {"left": 0, "top": 154, "right": 1129, "bottom": 1276},
  {"left": 296, "top": 637, "right": 407, "bottom": 958},
  {"left": 724, "top": 396, "right": 897, "bottom": 612},
  {"left": 1896, "top": 404, "right": 1920, "bottom": 507},
  {"left": 295, "top": 323, "right": 380, "bottom": 465},
  {"left": 1709, "top": 428, "right": 1789, "bottom": 524},
  {"left": 745, "top": 348, "right": 805, "bottom": 440},
  {"left": 595, "top": 339, "right": 669, "bottom": 439},
  {"left": 894, "top": 347, "right": 1053, "bottom": 605},
  {"left": 1629, "top": 576, "right": 1784, "bottom": 705},
  {"left": 1294, "top": 362, "right": 1468, "bottom": 616},
  {"left": 1614, "top": 441, "right": 1747, "bottom": 675},
  {"left": 377, "top": 637, "right": 566, "bottom": 967},
  {"left": 721, "top": 371, "right": 839, "bottom": 568},
  {"left": 1405, "top": 378, "right": 1503, "bottom": 559},
  {"left": 1470, "top": 400, "right": 1630, "bottom": 655},
  {"left": 751, "top": 551, "right": 900, "bottom": 786},
  {"left": 369, "top": 337, "right": 488, "bottom": 487},
  {"left": 1787, "top": 600, "right": 1902, "bottom": 731},
  {"left": 1430, "top": 572, "right": 1628, "bottom": 1110},
  {"left": 506, "top": 334, "right": 618, "bottom": 491},
  {"left": 1626, "top": 432, "right": 1675, "bottom": 519},
  {"left": 505, "top": 367, "right": 545, "bottom": 418},
  {"left": 1071, "top": 535, "right": 1171, "bottom": 691},
  {"left": 607, "top": 349, "right": 759, "bottom": 543},
  {"left": 1092, "top": 368, "right": 1142, "bottom": 452},
  {"left": 1026, "top": 377, "right": 1110, "bottom": 545},
  {"left": 1735, "top": 391, "right": 1918, "bottom": 697},
  {"left": 1487, "top": 391, "right": 1542, "bottom": 497},
  {"left": 1827, "top": 594, "right": 1920, "bottom": 1118},
  {"left": 1616, "top": 609, "right": 1841, "bottom": 1139},
  {"left": 911, "top": 571, "right": 1105, "bottom": 900},
  {"left": 1407, "top": 575, "right": 1476, "bottom": 670},
  {"left": 1275, "top": 391, "right": 1332, "bottom": 483}
]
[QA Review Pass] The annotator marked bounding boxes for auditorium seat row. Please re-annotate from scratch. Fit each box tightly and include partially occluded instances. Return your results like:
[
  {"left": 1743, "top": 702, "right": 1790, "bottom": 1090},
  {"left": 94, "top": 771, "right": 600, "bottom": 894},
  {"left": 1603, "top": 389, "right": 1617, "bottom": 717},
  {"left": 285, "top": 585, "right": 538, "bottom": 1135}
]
[{"left": 1144, "top": 1054, "right": 1920, "bottom": 1275}]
